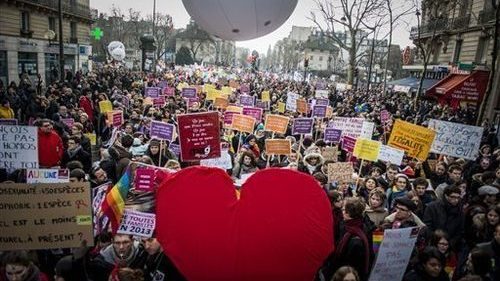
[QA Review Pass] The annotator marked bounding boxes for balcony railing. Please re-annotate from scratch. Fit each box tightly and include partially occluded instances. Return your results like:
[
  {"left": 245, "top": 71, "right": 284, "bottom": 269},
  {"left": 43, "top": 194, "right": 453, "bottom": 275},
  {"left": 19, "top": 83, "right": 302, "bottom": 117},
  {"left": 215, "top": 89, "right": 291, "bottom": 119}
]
[
  {"left": 478, "top": 10, "right": 496, "bottom": 24},
  {"left": 450, "top": 14, "right": 470, "bottom": 29},
  {"left": 17, "top": 0, "right": 91, "bottom": 19},
  {"left": 409, "top": 15, "right": 471, "bottom": 40}
]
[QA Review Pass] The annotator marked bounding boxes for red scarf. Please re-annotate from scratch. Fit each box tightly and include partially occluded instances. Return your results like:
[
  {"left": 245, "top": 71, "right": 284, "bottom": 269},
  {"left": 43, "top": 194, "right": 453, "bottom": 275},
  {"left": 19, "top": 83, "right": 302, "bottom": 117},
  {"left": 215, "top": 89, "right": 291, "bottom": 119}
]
[{"left": 335, "top": 218, "right": 371, "bottom": 274}]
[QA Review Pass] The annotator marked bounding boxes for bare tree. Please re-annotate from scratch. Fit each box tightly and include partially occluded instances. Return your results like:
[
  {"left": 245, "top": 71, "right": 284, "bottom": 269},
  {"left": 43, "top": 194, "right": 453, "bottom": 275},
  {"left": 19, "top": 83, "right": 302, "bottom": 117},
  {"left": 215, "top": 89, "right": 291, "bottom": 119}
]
[
  {"left": 176, "top": 21, "right": 214, "bottom": 63},
  {"left": 152, "top": 13, "right": 174, "bottom": 60},
  {"left": 310, "top": 0, "right": 384, "bottom": 85}
]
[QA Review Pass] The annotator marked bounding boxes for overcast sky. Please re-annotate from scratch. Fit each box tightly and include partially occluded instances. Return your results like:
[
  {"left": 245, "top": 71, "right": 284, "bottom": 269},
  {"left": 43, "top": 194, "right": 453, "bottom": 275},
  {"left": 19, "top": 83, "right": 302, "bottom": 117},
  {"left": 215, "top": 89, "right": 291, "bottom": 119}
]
[{"left": 90, "top": 0, "right": 415, "bottom": 54}]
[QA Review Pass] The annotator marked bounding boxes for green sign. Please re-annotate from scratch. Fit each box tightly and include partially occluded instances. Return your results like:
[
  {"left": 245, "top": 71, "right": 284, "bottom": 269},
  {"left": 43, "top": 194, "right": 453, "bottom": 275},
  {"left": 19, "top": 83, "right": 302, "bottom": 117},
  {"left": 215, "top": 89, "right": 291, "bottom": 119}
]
[
  {"left": 91, "top": 27, "right": 104, "bottom": 40},
  {"left": 458, "top": 62, "right": 474, "bottom": 71}
]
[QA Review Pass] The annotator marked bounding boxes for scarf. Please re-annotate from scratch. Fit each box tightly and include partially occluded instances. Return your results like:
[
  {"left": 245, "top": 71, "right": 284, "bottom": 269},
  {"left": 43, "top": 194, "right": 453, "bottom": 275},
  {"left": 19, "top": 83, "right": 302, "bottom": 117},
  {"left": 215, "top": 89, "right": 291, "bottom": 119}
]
[
  {"left": 67, "top": 145, "right": 82, "bottom": 159},
  {"left": 335, "top": 218, "right": 370, "bottom": 274}
]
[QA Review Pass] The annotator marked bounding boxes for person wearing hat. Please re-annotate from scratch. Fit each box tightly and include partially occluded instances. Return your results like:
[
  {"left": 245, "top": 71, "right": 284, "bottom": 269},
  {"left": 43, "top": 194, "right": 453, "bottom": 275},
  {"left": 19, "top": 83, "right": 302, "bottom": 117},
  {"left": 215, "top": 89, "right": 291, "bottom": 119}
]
[
  {"left": 382, "top": 197, "right": 425, "bottom": 230},
  {"left": 478, "top": 185, "right": 499, "bottom": 206},
  {"left": 298, "top": 149, "right": 324, "bottom": 175}
]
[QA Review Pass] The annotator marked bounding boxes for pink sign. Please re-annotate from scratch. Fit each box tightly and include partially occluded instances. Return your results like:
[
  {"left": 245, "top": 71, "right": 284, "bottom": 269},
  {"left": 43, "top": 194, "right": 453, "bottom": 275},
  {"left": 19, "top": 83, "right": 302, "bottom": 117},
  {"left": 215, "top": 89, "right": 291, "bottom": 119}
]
[
  {"left": 135, "top": 168, "right": 155, "bottom": 192},
  {"left": 153, "top": 96, "right": 166, "bottom": 107},
  {"left": 177, "top": 112, "right": 221, "bottom": 161},
  {"left": 242, "top": 107, "right": 263, "bottom": 122},
  {"left": 163, "top": 87, "right": 175, "bottom": 96},
  {"left": 61, "top": 118, "right": 75, "bottom": 128},
  {"left": 380, "top": 110, "right": 390, "bottom": 124},
  {"left": 112, "top": 111, "right": 123, "bottom": 127},
  {"left": 224, "top": 112, "right": 237, "bottom": 127},
  {"left": 342, "top": 136, "right": 356, "bottom": 153}
]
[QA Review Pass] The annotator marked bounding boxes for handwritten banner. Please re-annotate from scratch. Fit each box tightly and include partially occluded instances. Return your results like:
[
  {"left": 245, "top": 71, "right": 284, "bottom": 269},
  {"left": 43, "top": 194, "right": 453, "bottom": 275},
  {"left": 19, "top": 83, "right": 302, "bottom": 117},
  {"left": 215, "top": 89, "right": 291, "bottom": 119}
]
[
  {"left": 327, "top": 162, "right": 354, "bottom": 183},
  {"left": 377, "top": 145, "right": 405, "bottom": 165},
  {"left": 0, "top": 125, "right": 38, "bottom": 169},
  {"left": 322, "top": 146, "right": 338, "bottom": 162},
  {"left": 330, "top": 117, "right": 371, "bottom": 139},
  {"left": 353, "top": 138, "right": 381, "bottom": 161},
  {"left": 117, "top": 210, "right": 156, "bottom": 238},
  {"left": 388, "top": 119, "right": 436, "bottom": 161},
  {"left": 264, "top": 114, "right": 290, "bottom": 134},
  {"left": 0, "top": 183, "right": 93, "bottom": 250},
  {"left": 292, "top": 118, "right": 314, "bottom": 135},
  {"left": 265, "top": 139, "right": 292, "bottom": 155},
  {"left": 286, "top": 92, "right": 300, "bottom": 112},
  {"left": 428, "top": 119, "right": 483, "bottom": 160}
]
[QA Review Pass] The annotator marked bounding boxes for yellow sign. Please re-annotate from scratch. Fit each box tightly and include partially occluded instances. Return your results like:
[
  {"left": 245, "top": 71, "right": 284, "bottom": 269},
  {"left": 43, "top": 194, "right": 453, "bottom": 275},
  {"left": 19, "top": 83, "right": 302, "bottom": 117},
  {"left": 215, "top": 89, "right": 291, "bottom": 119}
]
[
  {"left": 98, "top": 100, "right": 113, "bottom": 113},
  {"left": 353, "top": 138, "right": 381, "bottom": 161},
  {"left": 226, "top": 105, "right": 243, "bottom": 114},
  {"left": 261, "top": 91, "right": 270, "bottom": 102},
  {"left": 278, "top": 102, "right": 286, "bottom": 113},
  {"left": 177, "top": 82, "right": 189, "bottom": 91},
  {"left": 388, "top": 119, "right": 436, "bottom": 161},
  {"left": 222, "top": 87, "right": 233, "bottom": 95},
  {"left": 84, "top": 133, "right": 97, "bottom": 146}
]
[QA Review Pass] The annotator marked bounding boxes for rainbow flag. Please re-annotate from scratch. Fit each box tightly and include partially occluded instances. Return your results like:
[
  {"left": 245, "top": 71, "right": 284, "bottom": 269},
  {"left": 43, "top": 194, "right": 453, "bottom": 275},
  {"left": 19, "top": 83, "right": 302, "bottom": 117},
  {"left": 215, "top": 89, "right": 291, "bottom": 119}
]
[
  {"left": 101, "top": 166, "right": 132, "bottom": 234},
  {"left": 372, "top": 230, "right": 384, "bottom": 255}
]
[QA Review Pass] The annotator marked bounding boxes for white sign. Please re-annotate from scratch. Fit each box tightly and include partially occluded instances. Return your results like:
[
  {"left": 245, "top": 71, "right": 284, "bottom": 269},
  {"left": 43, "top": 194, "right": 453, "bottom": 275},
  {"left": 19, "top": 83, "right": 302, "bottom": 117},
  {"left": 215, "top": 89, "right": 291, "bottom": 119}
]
[
  {"left": 286, "top": 92, "right": 300, "bottom": 112},
  {"left": 26, "top": 169, "right": 69, "bottom": 184},
  {"left": 315, "top": 89, "right": 329, "bottom": 99},
  {"left": 118, "top": 210, "right": 156, "bottom": 238},
  {"left": 377, "top": 145, "right": 405, "bottom": 165},
  {"left": 369, "top": 228, "right": 419, "bottom": 281},
  {"left": 361, "top": 121, "right": 375, "bottom": 139},
  {"left": 428, "top": 119, "right": 483, "bottom": 160},
  {"left": 200, "top": 149, "right": 233, "bottom": 170},
  {"left": 330, "top": 117, "right": 373, "bottom": 139},
  {"left": 0, "top": 125, "right": 38, "bottom": 169}
]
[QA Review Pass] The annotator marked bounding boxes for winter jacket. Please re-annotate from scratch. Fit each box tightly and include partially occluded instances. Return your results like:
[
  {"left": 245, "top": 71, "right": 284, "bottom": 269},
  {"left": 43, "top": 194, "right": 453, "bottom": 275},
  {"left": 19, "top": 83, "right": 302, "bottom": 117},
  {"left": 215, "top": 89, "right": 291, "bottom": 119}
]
[
  {"left": 79, "top": 95, "right": 94, "bottom": 121},
  {"left": 423, "top": 199, "right": 464, "bottom": 250},
  {"left": 477, "top": 239, "right": 500, "bottom": 281},
  {"left": 143, "top": 252, "right": 186, "bottom": 281},
  {"left": 365, "top": 205, "right": 389, "bottom": 227},
  {"left": 386, "top": 187, "right": 408, "bottom": 210},
  {"left": 0, "top": 105, "right": 14, "bottom": 119},
  {"left": 61, "top": 146, "right": 92, "bottom": 173},
  {"left": 88, "top": 242, "right": 147, "bottom": 281},
  {"left": 38, "top": 129, "right": 64, "bottom": 167},
  {"left": 0, "top": 263, "right": 49, "bottom": 281},
  {"left": 403, "top": 265, "right": 450, "bottom": 281}
]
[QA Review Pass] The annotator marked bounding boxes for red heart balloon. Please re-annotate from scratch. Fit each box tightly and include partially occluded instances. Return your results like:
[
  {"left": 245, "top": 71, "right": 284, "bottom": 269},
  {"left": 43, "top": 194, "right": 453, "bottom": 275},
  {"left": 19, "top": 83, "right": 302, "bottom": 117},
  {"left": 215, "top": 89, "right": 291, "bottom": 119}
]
[{"left": 156, "top": 167, "right": 334, "bottom": 281}]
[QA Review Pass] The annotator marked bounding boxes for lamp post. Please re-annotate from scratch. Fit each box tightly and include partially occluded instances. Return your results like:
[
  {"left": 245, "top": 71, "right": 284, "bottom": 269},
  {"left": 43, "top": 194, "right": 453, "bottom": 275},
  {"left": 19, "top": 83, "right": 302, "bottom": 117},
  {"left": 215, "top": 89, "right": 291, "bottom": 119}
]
[{"left": 58, "top": 0, "right": 64, "bottom": 81}]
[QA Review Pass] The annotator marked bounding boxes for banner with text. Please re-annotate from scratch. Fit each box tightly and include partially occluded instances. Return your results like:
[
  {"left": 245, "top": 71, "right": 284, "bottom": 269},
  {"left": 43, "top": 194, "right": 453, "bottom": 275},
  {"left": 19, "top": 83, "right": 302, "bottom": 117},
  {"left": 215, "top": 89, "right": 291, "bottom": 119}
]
[
  {"left": 388, "top": 119, "right": 436, "bottom": 161},
  {"left": 428, "top": 119, "right": 483, "bottom": 160}
]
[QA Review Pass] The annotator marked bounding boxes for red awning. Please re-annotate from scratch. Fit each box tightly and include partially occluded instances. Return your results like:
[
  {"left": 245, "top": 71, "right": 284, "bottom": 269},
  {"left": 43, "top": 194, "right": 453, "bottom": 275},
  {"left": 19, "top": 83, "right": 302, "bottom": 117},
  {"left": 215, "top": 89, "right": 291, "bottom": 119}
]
[{"left": 434, "top": 74, "right": 468, "bottom": 94}]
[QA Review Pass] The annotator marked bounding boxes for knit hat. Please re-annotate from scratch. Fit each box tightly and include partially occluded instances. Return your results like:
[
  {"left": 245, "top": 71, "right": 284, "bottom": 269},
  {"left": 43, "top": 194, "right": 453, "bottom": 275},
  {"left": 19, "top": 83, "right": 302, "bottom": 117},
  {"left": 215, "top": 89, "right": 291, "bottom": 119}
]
[{"left": 478, "top": 185, "right": 499, "bottom": 196}]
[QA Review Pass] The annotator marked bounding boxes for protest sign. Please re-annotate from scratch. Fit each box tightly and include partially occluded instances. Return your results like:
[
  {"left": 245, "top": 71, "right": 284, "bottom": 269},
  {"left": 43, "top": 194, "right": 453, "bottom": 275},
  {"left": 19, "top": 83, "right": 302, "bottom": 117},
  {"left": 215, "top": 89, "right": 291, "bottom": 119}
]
[
  {"left": 223, "top": 112, "right": 237, "bottom": 128},
  {"left": 322, "top": 146, "right": 338, "bottom": 162},
  {"left": 177, "top": 112, "right": 221, "bottom": 161},
  {"left": 255, "top": 100, "right": 270, "bottom": 110},
  {"left": 361, "top": 121, "right": 375, "bottom": 139},
  {"left": 169, "top": 143, "right": 180, "bottom": 157},
  {"left": 231, "top": 114, "right": 256, "bottom": 134},
  {"left": 214, "top": 97, "right": 229, "bottom": 109},
  {"left": 378, "top": 145, "right": 405, "bottom": 165},
  {"left": 134, "top": 168, "right": 155, "bottom": 192},
  {"left": 239, "top": 95, "right": 255, "bottom": 107},
  {"left": 315, "top": 89, "right": 329, "bottom": 99},
  {"left": 380, "top": 110, "right": 391, "bottom": 124},
  {"left": 150, "top": 121, "right": 175, "bottom": 142},
  {"left": 61, "top": 118, "right": 74, "bottom": 128},
  {"left": 26, "top": 169, "right": 69, "bottom": 184},
  {"left": 107, "top": 111, "right": 123, "bottom": 127},
  {"left": 158, "top": 80, "right": 168, "bottom": 88},
  {"left": 117, "top": 210, "right": 156, "bottom": 238},
  {"left": 153, "top": 96, "right": 165, "bottom": 107},
  {"left": 326, "top": 106, "right": 333, "bottom": 118},
  {"left": 353, "top": 138, "right": 381, "bottom": 161},
  {"left": 92, "top": 183, "right": 110, "bottom": 236},
  {"left": 122, "top": 95, "right": 130, "bottom": 108},
  {"left": 0, "top": 125, "right": 38, "bottom": 169},
  {"left": 342, "top": 136, "right": 356, "bottom": 153},
  {"left": 428, "top": 119, "right": 483, "bottom": 160},
  {"left": 240, "top": 84, "right": 250, "bottom": 94},
  {"left": 316, "top": 99, "right": 329, "bottom": 106},
  {"left": 98, "top": 100, "right": 113, "bottom": 113},
  {"left": 0, "top": 119, "right": 18, "bottom": 125},
  {"left": 229, "top": 80, "right": 240, "bottom": 89},
  {"left": 163, "top": 87, "right": 175, "bottom": 96},
  {"left": 200, "top": 147, "right": 233, "bottom": 170},
  {"left": 145, "top": 87, "right": 161, "bottom": 98},
  {"left": 0, "top": 182, "right": 93, "bottom": 250},
  {"left": 242, "top": 107, "right": 263, "bottom": 122},
  {"left": 388, "top": 119, "right": 436, "bottom": 161},
  {"left": 221, "top": 86, "right": 233, "bottom": 95},
  {"left": 264, "top": 114, "right": 290, "bottom": 134},
  {"left": 324, "top": 128, "right": 342, "bottom": 143},
  {"left": 261, "top": 90, "right": 270, "bottom": 102},
  {"left": 226, "top": 105, "right": 243, "bottom": 114},
  {"left": 286, "top": 92, "right": 300, "bottom": 112},
  {"left": 330, "top": 117, "right": 365, "bottom": 139},
  {"left": 278, "top": 102, "right": 286, "bottom": 113},
  {"left": 265, "top": 139, "right": 292, "bottom": 155},
  {"left": 369, "top": 228, "right": 419, "bottom": 281},
  {"left": 292, "top": 118, "right": 314, "bottom": 135},
  {"left": 85, "top": 133, "right": 96, "bottom": 145},
  {"left": 296, "top": 99, "right": 308, "bottom": 114},
  {"left": 181, "top": 88, "right": 197, "bottom": 99},
  {"left": 312, "top": 105, "right": 327, "bottom": 118},
  {"left": 327, "top": 162, "right": 354, "bottom": 183}
]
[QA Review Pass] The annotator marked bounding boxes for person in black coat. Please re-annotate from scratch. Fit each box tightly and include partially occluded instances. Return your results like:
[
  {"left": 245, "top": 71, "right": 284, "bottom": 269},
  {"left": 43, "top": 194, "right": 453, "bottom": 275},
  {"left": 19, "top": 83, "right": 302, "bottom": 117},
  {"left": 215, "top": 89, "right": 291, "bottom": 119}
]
[
  {"left": 142, "top": 237, "right": 186, "bottom": 281},
  {"left": 403, "top": 246, "right": 450, "bottom": 281},
  {"left": 61, "top": 136, "right": 92, "bottom": 173}
]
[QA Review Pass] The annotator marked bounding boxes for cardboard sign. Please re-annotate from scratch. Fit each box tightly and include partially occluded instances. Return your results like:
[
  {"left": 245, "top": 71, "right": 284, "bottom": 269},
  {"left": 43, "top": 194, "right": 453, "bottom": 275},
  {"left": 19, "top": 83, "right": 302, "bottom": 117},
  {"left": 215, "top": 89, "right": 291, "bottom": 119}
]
[
  {"left": 150, "top": 121, "right": 175, "bottom": 142},
  {"left": 278, "top": 102, "right": 286, "bottom": 113},
  {"left": 330, "top": 117, "right": 373, "bottom": 139},
  {"left": 428, "top": 119, "right": 483, "bottom": 160},
  {"left": 134, "top": 168, "right": 155, "bottom": 192},
  {"left": 265, "top": 139, "right": 292, "bottom": 155},
  {"left": 378, "top": 145, "right": 405, "bottom": 165},
  {"left": 231, "top": 114, "right": 256, "bottom": 134},
  {"left": 326, "top": 106, "right": 333, "bottom": 118},
  {"left": 388, "top": 119, "right": 436, "bottom": 161},
  {"left": 286, "top": 92, "right": 300, "bottom": 112},
  {"left": 229, "top": 80, "right": 240, "bottom": 89},
  {"left": 221, "top": 86, "right": 233, "bottom": 95},
  {"left": 324, "top": 128, "right": 342, "bottom": 143},
  {"left": 223, "top": 112, "right": 237, "bottom": 128},
  {"left": 98, "top": 100, "right": 113, "bottom": 113},
  {"left": 117, "top": 210, "right": 156, "bottom": 238},
  {"left": 315, "top": 89, "right": 329, "bottom": 99},
  {"left": 242, "top": 107, "right": 263, "bottom": 122},
  {"left": 327, "top": 162, "right": 354, "bottom": 183},
  {"left": 153, "top": 96, "right": 166, "bottom": 107},
  {"left": 322, "top": 146, "right": 338, "bottom": 162},
  {"left": 353, "top": 138, "right": 381, "bottom": 161},
  {"left": 380, "top": 110, "right": 391, "bottom": 124},
  {"left": 261, "top": 91, "right": 270, "bottom": 102},
  {"left": 369, "top": 228, "right": 418, "bottom": 281},
  {"left": 0, "top": 119, "right": 18, "bottom": 125},
  {"left": 163, "top": 87, "right": 175, "bottom": 96},
  {"left": 200, "top": 148, "right": 233, "bottom": 170},
  {"left": 0, "top": 125, "right": 38, "bottom": 169},
  {"left": 226, "top": 105, "right": 243, "bottom": 114},
  {"left": 312, "top": 105, "right": 327, "bottom": 118},
  {"left": 84, "top": 133, "right": 97, "bottom": 146},
  {"left": 0, "top": 182, "right": 93, "bottom": 250},
  {"left": 26, "top": 169, "right": 69, "bottom": 184},
  {"left": 296, "top": 99, "right": 308, "bottom": 114},
  {"left": 181, "top": 88, "right": 197, "bottom": 99},
  {"left": 264, "top": 114, "right": 290, "bottom": 134},
  {"left": 177, "top": 112, "right": 221, "bottom": 161},
  {"left": 61, "top": 118, "right": 74, "bottom": 128},
  {"left": 292, "top": 118, "right": 314, "bottom": 135},
  {"left": 255, "top": 100, "right": 270, "bottom": 110},
  {"left": 342, "top": 136, "right": 356, "bottom": 153},
  {"left": 239, "top": 95, "right": 255, "bottom": 107},
  {"left": 214, "top": 97, "right": 229, "bottom": 109},
  {"left": 145, "top": 87, "right": 161, "bottom": 98}
]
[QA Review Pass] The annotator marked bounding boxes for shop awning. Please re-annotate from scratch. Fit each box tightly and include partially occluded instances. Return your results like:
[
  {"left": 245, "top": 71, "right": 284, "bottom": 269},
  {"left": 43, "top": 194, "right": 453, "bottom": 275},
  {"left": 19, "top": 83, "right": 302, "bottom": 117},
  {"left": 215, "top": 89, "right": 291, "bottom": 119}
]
[
  {"left": 388, "top": 77, "right": 440, "bottom": 93},
  {"left": 434, "top": 74, "right": 469, "bottom": 94}
]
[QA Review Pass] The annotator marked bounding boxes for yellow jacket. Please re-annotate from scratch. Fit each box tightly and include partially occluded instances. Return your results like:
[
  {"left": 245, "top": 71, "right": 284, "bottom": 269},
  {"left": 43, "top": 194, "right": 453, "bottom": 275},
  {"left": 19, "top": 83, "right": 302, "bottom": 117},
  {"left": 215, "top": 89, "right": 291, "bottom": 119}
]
[{"left": 0, "top": 106, "right": 15, "bottom": 119}]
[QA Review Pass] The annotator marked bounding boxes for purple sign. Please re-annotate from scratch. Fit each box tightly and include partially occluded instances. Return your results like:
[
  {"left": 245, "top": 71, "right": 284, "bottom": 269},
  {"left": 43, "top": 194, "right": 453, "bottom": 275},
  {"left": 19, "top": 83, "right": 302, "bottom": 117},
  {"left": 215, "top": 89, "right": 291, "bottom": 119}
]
[
  {"left": 316, "top": 99, "right": 329, "bottom": 106},
  {"left": 255, "top": 100, "right": 270, "bottom": 110},
  {"left": 324, "top": 128, "right": 342, "bottom": 143},
  {"left": 61, "top": 118, "right": 75, "bottom": 128},
  {"left": 0, "top": 119, "right": 18, "bottom": 125},
  {"left": 134, "top": 168, "right": 155, "bottom": 192},
  {"left": 153, "top": 97, "right": 166, "bottom": 107},
  {"left": 240, "top": 84, "right": 250, "bottom": 94},
  {"left": 292, "top": 118, "right": 314, "bottom": 135},
  {"left": 145, "top": 87, "right": 161, "bottom": 98},
  {"left": 122, "top": 95, "right": 130, "bottom": 108},
  {"left": 239, "top": 95, "right": 255, "bottom": 107},
  {"left": 158, "top": 80, "right": 168, "bottom": 88},
  {"left": 312, "top": 105, "right": 327, "bottom": 118},
  {"left": 182, "top": 87, "right": 197, "bottom": 98},
  {"left": 150, "top": 121, "right": 175, "bottom": 141},
  {"left": 169, "top": 143, "right": 180, "bottom": 156},
  {"left": 163, "top": 87, "right": 175, "bottom": 96},
  {"left": 224, "top": 112, "right": 237, "bottom": 127},
  {"left": 242, "top": 107, "right": 263, "bottom": 122},
  {"left": 342, "top": 136, "right": 356, "bottom": 153}
]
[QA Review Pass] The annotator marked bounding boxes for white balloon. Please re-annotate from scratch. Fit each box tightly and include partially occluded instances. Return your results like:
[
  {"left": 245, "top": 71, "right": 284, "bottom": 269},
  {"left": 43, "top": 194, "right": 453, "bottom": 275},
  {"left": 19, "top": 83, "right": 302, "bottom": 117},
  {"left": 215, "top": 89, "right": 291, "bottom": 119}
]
[
  {"left": 107, "top": 41, "right": 125, "bottom": 54},
  {"left": 181, "top": 0, "right": 298, "bottom": 41},
  {"left": 111, "top": 48, "right": 126, "bottom": 61}
]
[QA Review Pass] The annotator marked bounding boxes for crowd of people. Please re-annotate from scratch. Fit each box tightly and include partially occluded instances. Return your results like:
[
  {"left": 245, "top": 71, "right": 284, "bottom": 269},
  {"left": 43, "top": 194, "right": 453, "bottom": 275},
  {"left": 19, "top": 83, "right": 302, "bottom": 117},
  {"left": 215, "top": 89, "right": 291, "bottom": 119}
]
[{"left": 0, "top": 64, "right": 499, "bottom": 281}]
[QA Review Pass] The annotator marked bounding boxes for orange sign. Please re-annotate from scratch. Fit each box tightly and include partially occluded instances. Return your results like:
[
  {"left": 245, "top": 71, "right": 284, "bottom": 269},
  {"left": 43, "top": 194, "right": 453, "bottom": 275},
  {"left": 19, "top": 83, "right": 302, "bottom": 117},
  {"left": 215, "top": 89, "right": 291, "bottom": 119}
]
[
  {"left": 264, "top": 114, "right": 290, "bottom": 134},
  {"left": 214, "top": 97, "right": 229, "bottom": 109},
  {"left": 297, "top": 99, "right": 308, "bottom": 114},
  {"left": 229, "top": 80, "right": 240, "bottom": 89},
  {"left": 226, "top": 105, "right": 243, "bottom": 114},
  {"left": 231, "top": 114, "right": 256, "bottom": 134},
  {"left": 265, "top": 139, "right": 292, "bottom": 155}
]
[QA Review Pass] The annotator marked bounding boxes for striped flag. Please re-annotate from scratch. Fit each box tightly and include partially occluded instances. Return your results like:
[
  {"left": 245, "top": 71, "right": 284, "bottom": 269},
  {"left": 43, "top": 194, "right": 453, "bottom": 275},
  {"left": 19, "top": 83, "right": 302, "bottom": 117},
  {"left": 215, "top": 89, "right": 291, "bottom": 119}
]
[{"left": 101, "top": 166, "right": 132, "bottom": 234}]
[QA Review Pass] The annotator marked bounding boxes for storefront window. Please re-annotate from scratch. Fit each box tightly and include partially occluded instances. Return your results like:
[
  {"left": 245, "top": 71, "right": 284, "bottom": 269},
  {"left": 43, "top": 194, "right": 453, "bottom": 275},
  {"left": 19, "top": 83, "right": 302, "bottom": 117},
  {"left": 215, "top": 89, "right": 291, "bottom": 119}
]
[
  {"left": 45, "top": 53, "right": 59, "bottom": 84},
  {"left": 64, "top": 54, "right": 75, "bottom": 74},
  {"left": 18, "top": 52, "right": 37, "bottom": 79},
  {"left": 0, "top": 51, "right": 7, "bottom": 86}
]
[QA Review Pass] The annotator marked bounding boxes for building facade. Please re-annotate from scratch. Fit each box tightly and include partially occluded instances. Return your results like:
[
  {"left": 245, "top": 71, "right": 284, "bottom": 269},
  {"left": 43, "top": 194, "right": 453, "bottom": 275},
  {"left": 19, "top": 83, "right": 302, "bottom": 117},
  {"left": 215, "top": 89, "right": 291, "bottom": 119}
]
[{"left": 0, "top": 0, "right": 93, "bottom": 85}]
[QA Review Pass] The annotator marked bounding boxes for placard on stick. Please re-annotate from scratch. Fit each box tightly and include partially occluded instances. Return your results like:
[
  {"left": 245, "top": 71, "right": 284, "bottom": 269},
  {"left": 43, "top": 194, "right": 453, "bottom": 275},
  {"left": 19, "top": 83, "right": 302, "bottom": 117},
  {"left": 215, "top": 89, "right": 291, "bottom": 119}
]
[
  {"left": 388, "top": 119, "right": 436, "bottom": 161},
  {"left": 327, "top": 162, "right": 354, "bottom": 183},
  {"left": 265, "top": 139, "right": 292, "bottom": 155},
  {"left": 177, "top": 112, "right": 221, "bottom": 162},
  {"left": 231, "top": 114, "right": 256, "bottom": 134},
  {"left": 264, "top": 114, "right": 290, "bottom": 134}
]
